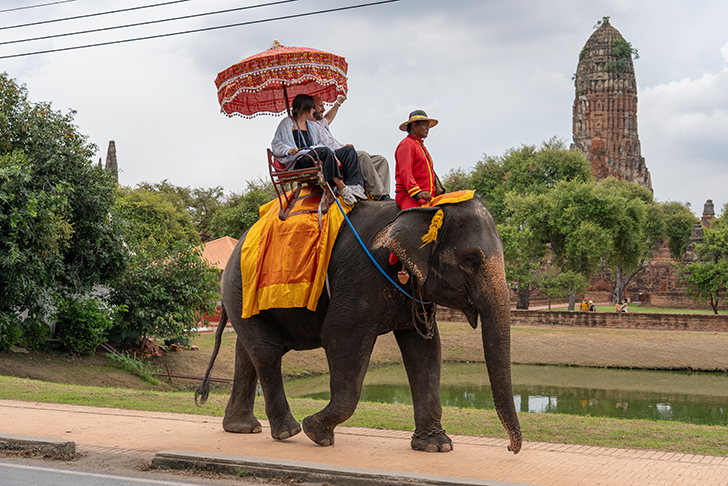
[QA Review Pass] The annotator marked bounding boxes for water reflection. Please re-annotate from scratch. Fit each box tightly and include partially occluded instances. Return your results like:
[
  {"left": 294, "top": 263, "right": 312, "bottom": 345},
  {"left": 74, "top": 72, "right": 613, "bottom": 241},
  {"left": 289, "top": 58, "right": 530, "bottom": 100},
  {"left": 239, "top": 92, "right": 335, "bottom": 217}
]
[{"left": 293, "top": 363, "right": 728, "bottom": 426}]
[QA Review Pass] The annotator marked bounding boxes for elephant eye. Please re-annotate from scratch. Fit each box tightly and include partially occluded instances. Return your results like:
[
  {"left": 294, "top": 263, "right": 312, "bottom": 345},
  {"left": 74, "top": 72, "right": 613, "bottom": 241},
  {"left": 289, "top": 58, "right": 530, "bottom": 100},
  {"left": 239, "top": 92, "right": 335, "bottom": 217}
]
[{"left": 462, "top": 252, "right": 484, "bottom": 270}]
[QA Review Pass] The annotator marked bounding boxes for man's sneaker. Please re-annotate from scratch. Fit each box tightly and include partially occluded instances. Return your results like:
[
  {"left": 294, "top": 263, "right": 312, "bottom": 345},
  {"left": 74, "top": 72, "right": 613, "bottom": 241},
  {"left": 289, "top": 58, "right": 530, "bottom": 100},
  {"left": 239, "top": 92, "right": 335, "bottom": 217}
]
[
  {"left": 376, "top": 194, "right": 393, "bottom": 201},
  {"left": 339, "top": 185, "right": 357, "bottom": 205},
  {"left": 350, "top": 184, "right": 368, "bottom": 200}
]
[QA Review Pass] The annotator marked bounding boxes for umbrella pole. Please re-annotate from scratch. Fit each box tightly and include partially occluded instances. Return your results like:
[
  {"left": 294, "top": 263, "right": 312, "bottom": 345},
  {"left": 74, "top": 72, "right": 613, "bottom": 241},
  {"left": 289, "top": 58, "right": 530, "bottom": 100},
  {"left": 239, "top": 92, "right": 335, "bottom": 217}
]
[{"left": 282, "top": 83, "right": 291, "bottom": 116}]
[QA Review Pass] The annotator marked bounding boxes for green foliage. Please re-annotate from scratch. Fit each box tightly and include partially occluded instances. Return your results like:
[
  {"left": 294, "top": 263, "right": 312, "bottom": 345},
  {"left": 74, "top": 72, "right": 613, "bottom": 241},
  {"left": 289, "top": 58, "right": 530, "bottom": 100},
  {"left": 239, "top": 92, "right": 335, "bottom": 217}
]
[
  {"left": 17, "top": 317, "right": 51, "bottom": 351},
  {"left": 660, "top": 201, "right": 696, "bottom": 260},
  {"left": 443, "top": 138, "right": 592, "bottom": 224},
  {"left": 133, "top": 180, "right": 225, "bottom": 242},
  {"left": 210, "top": 178, "right": 277, "bottom": 239},
  {"left": 533, "top": 268, "right": 583, "bottom": 308},
  {"left": 606, "top": 39, "right": 639, "bottom": 73},
  {"left": 0, "top": 313, "right": 22, "bottom": 351},
  {"left": 54, "top": 296, "right": 117, "bottom": 355},
  {"left": 0, "top": 151, "right": 71, "bottom": 318},
  {"left": 108, "top": 237, "right": 219, "bottom": 346},
  {"left": 680, "top": 224, "right": 728, "bottom": 314},
  {"left": 106, "top": 352, "right": 159, "bottom": 385},
  {"left": 114, "top": 186, "right": 201, "bottom": 249},
  {"left": 594, "top": 16, "right": 610, "bottom": 29},
  {"left": 0, "top": 73, "right": 126, "bottom": 323}
]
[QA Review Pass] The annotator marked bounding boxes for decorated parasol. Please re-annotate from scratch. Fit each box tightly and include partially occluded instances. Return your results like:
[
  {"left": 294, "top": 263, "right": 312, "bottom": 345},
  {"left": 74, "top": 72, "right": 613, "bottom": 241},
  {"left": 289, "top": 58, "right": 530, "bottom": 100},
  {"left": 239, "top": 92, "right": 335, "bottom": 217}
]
[{"left": 215, "top": 40, "right": 348, "bottom": 118}]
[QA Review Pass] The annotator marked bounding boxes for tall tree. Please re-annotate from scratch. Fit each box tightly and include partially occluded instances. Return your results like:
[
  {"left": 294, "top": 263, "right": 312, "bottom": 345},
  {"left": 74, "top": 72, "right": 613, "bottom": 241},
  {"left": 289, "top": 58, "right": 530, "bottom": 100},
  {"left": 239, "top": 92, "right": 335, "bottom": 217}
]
[
  {"left": 210, "top": 178, "right": 276, "bottom": 239},
  {"left": 113, "top": 186, "right": 201, "bottom": 248},
  {"left": 0, "top": 73, "right": 125, "bottom": 332},
  {"left": 444, "top": 138, "right": 592, "bottom": 307},
  {"left": 660, "top": 201, "right": 696, "bottom": 260},
  {"left": 679, "top": 215, "right": 728, "bottom": 314}
]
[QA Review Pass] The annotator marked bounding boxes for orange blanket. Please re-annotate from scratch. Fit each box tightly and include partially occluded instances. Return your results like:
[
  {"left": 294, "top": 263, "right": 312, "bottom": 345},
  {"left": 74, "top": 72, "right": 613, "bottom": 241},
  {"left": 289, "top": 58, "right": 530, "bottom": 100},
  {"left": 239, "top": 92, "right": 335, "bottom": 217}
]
[{"left": 240, "top": 187, "right": 352, "bottom": 318}]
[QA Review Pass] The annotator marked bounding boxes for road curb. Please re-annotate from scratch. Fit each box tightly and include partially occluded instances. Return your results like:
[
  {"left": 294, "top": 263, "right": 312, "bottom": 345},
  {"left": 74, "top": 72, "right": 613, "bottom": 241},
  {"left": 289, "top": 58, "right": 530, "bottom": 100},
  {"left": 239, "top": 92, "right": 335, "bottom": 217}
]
[
  {"left": 0, "top": 432, "right": 75, "bottom": 456},
  {"left": 152, "top": 449, "right": 539, "bottom": 486}
]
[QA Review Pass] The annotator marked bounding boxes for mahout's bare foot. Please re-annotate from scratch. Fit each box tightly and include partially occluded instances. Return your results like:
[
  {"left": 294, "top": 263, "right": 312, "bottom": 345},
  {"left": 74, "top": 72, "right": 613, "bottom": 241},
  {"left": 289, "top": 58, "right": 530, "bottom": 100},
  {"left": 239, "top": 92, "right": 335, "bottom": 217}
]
[{"left": 398, "top": 269, "right": 410, "bottom": 285}]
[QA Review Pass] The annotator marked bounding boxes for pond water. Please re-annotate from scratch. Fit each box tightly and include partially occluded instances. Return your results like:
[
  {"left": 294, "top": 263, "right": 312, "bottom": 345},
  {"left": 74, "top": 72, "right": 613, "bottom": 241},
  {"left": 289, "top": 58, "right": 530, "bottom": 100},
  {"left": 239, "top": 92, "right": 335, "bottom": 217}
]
[{"left": 286, "top": 363, "right": 728, "bottom": 426}]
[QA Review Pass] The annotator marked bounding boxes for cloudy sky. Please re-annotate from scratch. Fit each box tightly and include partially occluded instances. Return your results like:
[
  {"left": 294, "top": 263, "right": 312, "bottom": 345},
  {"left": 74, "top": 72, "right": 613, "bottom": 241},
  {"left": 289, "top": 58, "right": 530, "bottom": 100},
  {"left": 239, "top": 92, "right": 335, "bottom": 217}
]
[{"left": 2, "top": 0, "right": 727, "bottom": 216}]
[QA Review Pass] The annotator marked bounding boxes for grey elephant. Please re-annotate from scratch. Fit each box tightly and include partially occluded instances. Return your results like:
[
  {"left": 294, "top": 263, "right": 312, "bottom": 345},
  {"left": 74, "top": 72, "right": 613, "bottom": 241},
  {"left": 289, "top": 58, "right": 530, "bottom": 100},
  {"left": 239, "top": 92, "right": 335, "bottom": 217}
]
[{"left": 197, "top": 198, "right": 522, "bottom": 454}]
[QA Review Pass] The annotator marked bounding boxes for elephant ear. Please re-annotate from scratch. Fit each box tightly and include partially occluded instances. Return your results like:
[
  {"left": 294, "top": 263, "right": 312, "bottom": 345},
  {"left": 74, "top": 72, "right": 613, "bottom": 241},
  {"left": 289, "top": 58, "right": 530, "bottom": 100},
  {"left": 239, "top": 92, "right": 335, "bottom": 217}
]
[{"left": 372, "top": 207, "right": 444, "bottom": 285}]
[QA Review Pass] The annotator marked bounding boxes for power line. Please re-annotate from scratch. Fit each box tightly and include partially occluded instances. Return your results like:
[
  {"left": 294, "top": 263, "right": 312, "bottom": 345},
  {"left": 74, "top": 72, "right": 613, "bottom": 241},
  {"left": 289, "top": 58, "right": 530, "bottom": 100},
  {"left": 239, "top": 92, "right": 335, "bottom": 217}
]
[
  {"left": 1, "top": 0, "right": 304, "bottom": 46},
  {"left": 0, "top": 0, "right": 402, "bottom": 60},
  {"left": 0, "top": 1, "right": 75, "bottom": 15},
  {"left": 0, "top": 0, "right": 192, "bottom": 31}
]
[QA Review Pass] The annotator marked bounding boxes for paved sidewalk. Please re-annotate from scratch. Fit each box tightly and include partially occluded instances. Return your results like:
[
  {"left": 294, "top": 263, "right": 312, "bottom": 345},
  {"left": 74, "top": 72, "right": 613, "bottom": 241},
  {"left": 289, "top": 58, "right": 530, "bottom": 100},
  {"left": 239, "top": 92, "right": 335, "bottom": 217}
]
[{"left": 1, "top": 399, "right": 727, "bottom": 486}]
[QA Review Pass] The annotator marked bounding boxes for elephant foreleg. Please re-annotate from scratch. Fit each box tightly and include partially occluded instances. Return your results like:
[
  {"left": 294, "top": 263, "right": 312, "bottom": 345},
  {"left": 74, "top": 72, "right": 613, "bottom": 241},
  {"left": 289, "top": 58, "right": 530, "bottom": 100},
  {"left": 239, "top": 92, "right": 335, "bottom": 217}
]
[
  {"left": 223, "top": 336, "right": 262, "bottom": 434},
  {"left": 302, "top": 330, "right": 377, "bottom": 447},
  {"left": 394, "top": 327, "right": 453, "bottom": 452}
]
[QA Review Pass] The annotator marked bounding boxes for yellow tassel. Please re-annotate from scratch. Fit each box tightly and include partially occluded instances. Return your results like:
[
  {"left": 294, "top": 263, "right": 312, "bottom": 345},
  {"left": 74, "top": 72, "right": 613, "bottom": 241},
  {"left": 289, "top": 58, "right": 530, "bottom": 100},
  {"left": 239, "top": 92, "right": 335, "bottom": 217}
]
[{"left": 420, "top": 209, "right": 443, "bottom": 248}]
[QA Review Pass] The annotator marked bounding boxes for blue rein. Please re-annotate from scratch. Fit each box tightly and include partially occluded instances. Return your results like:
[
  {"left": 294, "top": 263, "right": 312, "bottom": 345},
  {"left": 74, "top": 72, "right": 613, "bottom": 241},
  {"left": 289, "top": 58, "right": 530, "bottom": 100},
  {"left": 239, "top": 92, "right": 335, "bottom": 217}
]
[{"left": 331, "top": 195, "right": 431, "bottom": 305}]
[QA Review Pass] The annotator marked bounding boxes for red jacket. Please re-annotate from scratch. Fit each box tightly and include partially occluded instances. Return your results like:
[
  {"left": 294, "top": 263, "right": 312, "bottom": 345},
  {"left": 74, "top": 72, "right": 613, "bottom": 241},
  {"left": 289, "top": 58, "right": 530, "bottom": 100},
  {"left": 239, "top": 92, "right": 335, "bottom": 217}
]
[{"left": 395, "top": 135, "right": 436, "bottom": 210}]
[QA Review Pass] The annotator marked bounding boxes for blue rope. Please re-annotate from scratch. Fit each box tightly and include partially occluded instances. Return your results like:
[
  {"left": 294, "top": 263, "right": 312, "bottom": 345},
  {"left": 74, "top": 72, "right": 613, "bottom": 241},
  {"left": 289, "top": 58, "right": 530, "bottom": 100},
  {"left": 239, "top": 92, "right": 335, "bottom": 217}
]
[{"left": 331, "top": 195, "right": 431, "bottom": 305}]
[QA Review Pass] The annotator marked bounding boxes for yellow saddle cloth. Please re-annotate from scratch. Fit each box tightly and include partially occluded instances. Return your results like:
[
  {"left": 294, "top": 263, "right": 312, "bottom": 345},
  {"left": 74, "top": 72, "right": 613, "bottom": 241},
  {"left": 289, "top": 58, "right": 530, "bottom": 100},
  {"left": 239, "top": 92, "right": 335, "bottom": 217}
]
[{"left": 240, "top": 187, "right": 352, "bottom": 318}]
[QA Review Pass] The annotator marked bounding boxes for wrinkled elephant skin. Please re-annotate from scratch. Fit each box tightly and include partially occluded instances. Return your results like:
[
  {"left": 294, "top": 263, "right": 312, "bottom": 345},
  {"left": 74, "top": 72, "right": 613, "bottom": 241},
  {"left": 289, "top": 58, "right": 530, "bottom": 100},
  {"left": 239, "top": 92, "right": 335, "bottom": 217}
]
[{"left": 197, "top": 198, "right": 521, "bottom": 454}]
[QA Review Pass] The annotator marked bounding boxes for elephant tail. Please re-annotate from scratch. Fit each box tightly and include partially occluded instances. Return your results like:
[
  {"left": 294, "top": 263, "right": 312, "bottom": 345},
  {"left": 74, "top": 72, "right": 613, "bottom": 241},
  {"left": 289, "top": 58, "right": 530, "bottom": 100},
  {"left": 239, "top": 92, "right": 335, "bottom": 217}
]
[{"left": 195, "top": 303, "right": 228, "bottom": 406}]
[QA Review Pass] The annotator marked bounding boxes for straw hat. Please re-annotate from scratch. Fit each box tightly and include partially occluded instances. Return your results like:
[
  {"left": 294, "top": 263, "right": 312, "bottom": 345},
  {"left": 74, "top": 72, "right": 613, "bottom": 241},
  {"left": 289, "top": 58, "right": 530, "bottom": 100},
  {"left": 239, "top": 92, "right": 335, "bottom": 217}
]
[{"left": 399, "top": 109, "right": 439, "bottom": 132}]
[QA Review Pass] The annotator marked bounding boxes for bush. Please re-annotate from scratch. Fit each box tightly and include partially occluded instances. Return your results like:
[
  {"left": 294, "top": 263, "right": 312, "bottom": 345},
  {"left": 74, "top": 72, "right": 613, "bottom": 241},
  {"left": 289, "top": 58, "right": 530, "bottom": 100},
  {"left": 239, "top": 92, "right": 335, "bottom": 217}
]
[
  {"left": 17, "top": 317, "right": 51, "bottom": 351},
  {"left": 108, "top": 237, "right": 219, "bottom": 347},
  {"left": 54, "top": 297, "right": 115, "bottom": 355},
  {"left": 0, "top": 313, "right": 22, "bottom": 351}
]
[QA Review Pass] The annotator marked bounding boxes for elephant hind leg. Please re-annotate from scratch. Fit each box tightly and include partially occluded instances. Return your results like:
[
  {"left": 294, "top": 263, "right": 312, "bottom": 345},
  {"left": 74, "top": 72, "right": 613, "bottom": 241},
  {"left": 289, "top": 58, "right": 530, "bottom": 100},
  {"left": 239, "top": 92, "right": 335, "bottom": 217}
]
[
  {"left": 223, "top": 336, "right": 262, "bottom": 434},
  {"left": 255, "top": 349, "right": 301, "bottom": 440}
]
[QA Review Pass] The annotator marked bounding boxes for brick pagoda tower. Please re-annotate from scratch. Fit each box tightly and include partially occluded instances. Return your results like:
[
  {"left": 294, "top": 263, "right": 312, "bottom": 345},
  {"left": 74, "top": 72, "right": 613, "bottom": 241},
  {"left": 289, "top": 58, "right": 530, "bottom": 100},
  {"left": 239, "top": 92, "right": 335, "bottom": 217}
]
[{"left": 572, "top": 19, "right": 652, "bottom": 191}]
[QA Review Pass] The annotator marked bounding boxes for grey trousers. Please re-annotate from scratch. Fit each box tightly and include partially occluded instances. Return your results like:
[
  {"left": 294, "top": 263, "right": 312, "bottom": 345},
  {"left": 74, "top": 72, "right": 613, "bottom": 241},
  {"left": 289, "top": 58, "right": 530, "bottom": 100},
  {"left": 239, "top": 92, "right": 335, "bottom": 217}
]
[{"left": 357, "top": 150, "right": 391, "bottom": 197}]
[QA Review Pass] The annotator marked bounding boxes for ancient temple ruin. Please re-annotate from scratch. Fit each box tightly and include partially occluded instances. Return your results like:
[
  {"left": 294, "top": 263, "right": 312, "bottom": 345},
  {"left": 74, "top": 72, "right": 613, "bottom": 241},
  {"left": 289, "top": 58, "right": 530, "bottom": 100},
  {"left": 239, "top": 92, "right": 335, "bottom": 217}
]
[{"left": 572, "top": 19, "right": 652, "bottom": 191}]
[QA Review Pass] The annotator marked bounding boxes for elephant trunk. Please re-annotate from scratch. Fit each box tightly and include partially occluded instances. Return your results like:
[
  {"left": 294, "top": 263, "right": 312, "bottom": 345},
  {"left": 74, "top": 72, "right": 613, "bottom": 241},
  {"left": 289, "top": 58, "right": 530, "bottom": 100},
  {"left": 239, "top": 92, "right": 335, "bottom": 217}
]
[{"left": 478, "top": 256, "right": 522, "bottom": 454}]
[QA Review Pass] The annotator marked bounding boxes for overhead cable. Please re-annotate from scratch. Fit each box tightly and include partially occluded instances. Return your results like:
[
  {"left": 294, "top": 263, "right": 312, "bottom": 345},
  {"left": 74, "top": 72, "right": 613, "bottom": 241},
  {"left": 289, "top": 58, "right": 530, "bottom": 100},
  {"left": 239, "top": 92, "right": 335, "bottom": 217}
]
[
  {"left": 0, "top": 0, "right": 192, "bottom": 31},
  {"left": 0, "top": 0, "right": 402, "bottom": 60},
  {"left": 1, "top": 0, "right": 303, "bottom": 46},
  {"left": 0, "top": 1, "right": 75, "bottom": 15}
]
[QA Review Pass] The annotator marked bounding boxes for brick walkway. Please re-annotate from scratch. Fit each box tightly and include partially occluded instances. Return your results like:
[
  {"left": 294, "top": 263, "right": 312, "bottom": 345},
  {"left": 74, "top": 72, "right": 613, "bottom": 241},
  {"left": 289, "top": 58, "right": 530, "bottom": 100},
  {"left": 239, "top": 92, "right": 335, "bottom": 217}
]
[{"left": 1, "top": 399, "right": 727, "bottom": 485}]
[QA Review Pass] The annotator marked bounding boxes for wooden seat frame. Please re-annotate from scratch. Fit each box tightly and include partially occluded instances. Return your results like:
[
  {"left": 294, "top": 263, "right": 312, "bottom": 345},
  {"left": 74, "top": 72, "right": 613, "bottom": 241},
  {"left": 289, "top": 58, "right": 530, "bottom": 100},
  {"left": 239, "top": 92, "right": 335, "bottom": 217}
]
[{"left": 267, "top": 149, "right": 331, "bottom": 220}]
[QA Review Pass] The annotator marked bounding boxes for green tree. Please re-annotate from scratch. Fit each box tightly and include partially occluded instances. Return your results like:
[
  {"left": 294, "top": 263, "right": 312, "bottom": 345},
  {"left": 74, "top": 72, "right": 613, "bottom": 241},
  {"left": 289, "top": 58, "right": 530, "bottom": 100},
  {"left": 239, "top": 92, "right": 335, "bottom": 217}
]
[
  {"left": 210, "top": 178, "right": 276, "bottom": 239},
  {"left": 0, "top": 72, "right": 125, "bottom": 345},
  {"left": 443, "top": 139, "right": 592, "bottom": 308},
  {"left": 597, "top": 178, "right": 660, "bottom": 304},
  {"left": 114, "top": 186, "right": 201, "bottom": 249},
  {"left": 108, "top": 237, "right": 219, "bottom": 347},
  {"left": 680, "top": 223, "right": 728, "bottom": 314},
  {"left": 660, "top": 201, "right": 696, "bottom": 260},
  {"left": 135, "top": 180, "right": 225, "bottom": 242}
]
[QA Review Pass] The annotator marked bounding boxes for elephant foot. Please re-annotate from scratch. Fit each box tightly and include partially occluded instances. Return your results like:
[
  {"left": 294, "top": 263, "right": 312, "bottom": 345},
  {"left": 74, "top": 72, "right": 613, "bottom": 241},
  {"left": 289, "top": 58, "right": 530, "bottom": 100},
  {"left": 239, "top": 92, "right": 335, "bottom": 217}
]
[
  {"left": 410, "top": 428, "right": 453, "bottom": 453},
  {"left": 269, "top": 416, "right": 302, "bottom": 441},
  {"left": 302, "top": 415, "right": 335, "bottom": 447},
  {"left": 223, "top": 415, "right": 262, "bottom": 434}
]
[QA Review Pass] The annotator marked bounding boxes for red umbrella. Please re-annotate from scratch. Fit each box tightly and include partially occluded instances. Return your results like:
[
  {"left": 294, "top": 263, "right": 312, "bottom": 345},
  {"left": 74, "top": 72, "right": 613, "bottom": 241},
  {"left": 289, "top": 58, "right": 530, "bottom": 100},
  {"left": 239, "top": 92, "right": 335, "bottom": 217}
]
[{"left": 215, "top": 40, "right": 348, "bottom": 118}]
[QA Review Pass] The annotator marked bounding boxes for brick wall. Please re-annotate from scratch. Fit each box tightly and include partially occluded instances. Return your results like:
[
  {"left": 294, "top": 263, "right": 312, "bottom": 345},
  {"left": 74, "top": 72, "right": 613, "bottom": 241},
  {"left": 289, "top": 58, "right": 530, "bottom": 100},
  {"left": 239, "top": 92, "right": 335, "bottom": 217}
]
[
  {"left": 437, "top": 307, "right": 728, "bottom": 331},
  {"left": 511, "top": 309, "right": 728, "bottom": 331},
  {"left": 640, "top": 292, "right": 728, "bottom": 311}
]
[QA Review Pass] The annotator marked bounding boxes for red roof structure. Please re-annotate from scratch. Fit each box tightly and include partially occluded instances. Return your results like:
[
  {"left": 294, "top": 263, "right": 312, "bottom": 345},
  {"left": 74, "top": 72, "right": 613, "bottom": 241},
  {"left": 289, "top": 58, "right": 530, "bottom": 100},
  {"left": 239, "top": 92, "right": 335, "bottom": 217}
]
[{"left": 201, "top": 236, "right": 237, "bottom": 271}]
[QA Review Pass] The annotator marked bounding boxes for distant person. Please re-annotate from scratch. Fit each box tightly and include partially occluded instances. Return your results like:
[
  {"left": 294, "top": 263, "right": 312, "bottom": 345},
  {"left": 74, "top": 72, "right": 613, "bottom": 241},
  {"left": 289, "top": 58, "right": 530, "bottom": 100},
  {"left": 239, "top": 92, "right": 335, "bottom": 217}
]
[
  {"left": 312, "top": 95, "right": 392, "bottom": 201},
  {"left": 580, "top": 298, "right": 588, "bottom": 312},
  {"left": 619, "top": 298, "right": 629, "bottom": 313},
  {"left": 588, "top": 300, "right": 596, "bottom": 312}
]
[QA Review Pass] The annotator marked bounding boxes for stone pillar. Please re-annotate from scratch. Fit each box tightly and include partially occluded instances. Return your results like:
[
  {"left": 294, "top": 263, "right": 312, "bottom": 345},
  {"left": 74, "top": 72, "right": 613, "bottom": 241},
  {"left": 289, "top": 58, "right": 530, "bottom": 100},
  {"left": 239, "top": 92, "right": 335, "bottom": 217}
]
[{"left": 104, "top": 140, "right": 118, "bottom": 185}]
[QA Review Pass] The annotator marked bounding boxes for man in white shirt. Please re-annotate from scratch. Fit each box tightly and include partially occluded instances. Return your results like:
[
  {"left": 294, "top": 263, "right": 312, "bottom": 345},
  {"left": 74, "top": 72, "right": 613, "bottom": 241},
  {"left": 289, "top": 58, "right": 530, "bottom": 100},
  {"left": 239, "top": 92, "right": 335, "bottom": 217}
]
[{"left": 313, "top": 95, "right": 392, "bottom": 201}]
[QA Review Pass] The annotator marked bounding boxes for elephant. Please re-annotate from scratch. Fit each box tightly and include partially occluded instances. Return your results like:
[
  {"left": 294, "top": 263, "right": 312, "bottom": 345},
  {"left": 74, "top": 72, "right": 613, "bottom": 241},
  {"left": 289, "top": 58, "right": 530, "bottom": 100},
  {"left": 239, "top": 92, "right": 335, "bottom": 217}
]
[{"left": 197, "top": 197, "right": 522, "bottom": 454}]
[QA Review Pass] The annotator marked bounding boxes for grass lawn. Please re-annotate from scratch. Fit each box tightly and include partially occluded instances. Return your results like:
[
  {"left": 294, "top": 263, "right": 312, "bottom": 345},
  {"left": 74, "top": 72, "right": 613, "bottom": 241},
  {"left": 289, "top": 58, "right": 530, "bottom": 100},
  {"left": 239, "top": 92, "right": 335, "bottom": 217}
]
[
  {"left": 1, "top": 375, "right": 726, "bottom": 457},
  {"left": 565, "top": 303, "right": 728, "bottom": 314}
]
